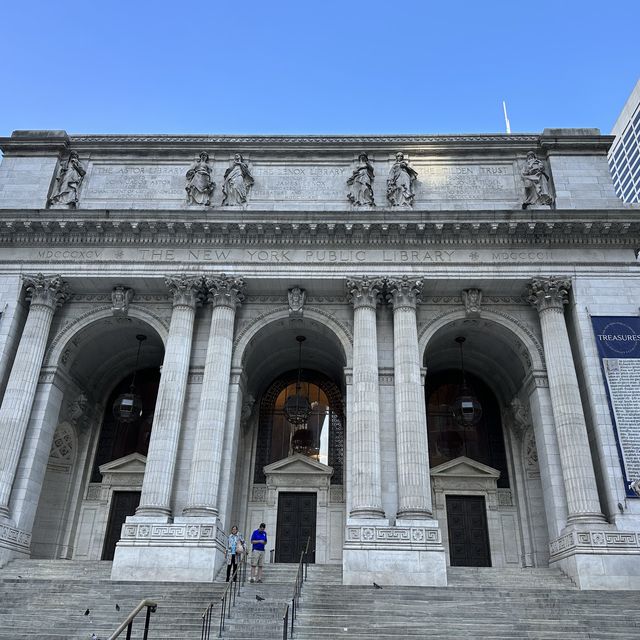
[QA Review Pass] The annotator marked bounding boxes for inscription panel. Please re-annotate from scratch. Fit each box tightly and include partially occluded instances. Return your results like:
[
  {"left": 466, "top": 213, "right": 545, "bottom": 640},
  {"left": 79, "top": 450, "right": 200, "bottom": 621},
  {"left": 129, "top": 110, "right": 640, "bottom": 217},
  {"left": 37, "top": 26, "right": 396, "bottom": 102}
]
[{"left": 250, "top": 164, "right": 349, "bottom": 201}]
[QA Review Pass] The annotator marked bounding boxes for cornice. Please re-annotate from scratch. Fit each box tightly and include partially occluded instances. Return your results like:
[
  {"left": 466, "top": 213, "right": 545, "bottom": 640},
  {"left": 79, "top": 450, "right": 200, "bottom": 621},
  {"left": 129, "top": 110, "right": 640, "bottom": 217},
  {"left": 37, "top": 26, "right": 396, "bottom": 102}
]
[{"left": 0, "top": 209, "right": 637, "bottom": 246}]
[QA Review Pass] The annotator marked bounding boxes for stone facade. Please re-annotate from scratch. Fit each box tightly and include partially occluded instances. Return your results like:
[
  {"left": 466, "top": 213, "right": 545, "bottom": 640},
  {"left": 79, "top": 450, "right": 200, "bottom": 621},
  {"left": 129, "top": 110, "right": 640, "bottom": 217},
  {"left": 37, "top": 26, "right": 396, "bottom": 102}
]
[{"left": 0, "top": 129, "right": 639, "bottom": 589}]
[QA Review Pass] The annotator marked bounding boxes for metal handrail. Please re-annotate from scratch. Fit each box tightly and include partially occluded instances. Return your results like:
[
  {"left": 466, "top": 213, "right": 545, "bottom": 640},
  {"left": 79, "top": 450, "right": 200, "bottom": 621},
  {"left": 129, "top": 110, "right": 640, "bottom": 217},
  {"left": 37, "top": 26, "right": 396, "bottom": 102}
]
[
  {"left": 201, "top": 552, "right": 247, "bottom": 639},
  {"left": 107, "top": 599, "right": 157, "bottom": 640},
  {"left": 282, "top": 603, "right": 290, "bottom": 640},
  {"left": 287, "top": 537, "right": 311, "bottom": 638}
]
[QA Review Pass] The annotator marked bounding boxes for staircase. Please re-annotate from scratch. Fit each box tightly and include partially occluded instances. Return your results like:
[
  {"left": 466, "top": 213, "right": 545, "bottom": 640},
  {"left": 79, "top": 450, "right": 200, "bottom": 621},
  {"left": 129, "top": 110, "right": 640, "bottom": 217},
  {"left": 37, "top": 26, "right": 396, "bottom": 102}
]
[{"left": 1, "top": 560, "right": 640, "bottom": 639}]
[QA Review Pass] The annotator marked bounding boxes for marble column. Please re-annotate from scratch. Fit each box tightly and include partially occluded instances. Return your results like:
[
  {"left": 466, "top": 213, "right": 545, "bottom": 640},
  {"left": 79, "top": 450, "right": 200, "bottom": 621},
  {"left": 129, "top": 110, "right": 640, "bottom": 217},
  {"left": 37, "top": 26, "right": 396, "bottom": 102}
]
[
  {"left": 0, "top": 274, "right": 69, "bottom": 518},
  {"left": 386, "top": 276, "right": 432, "bottom": 519},
  {"left": 346, "top": 277, "right": 385, "bottom": 519},
  {"left": 183, "top": 275, "right": 245, "bottom": 516},
  {"left": 528, "top": 277, "right": 605, "bottom": 525},
  {"left": 136, "top": 275, "right": 203, "bottom": 518}
]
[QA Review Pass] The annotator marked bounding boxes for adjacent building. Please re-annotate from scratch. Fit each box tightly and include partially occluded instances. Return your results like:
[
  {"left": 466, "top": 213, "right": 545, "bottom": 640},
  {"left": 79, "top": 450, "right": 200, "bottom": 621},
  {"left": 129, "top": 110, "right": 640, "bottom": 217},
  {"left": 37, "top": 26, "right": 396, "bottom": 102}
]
[
  {"left": 609, "top": 78, "right": 640, "bottom": 203},
  {"left": 0, "top": 128, "right": 639, "bottom": 590}
]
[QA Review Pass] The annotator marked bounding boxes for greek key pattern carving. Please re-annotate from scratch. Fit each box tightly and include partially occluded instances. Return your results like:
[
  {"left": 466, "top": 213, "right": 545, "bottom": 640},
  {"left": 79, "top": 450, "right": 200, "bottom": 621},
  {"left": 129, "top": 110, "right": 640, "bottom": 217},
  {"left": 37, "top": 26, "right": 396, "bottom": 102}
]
[
  {"left": 549, "top": 530, "right": 640, "bottom": 560},
  {"left": 121, "top": 523, "right": 223, "bottom": 543},
  {"left": 345, "top": 525, "right": 441, "bottom": 547},
  {"left": 0, "top": 524, "right": 31, "bottom": 550}
]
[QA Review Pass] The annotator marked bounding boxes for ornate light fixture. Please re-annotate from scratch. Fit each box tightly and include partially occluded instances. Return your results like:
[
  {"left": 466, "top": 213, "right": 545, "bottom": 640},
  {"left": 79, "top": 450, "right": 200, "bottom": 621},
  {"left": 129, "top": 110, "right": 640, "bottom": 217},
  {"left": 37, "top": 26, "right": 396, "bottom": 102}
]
[
  {"left": 112, "top": 334, "right": 146, "bottom": 423},
  {"left": 451, "top": 336, "right": 483, "bottom": 427},
  {"left": 284, "top": 336, "right": 314, "bottom": 455}
]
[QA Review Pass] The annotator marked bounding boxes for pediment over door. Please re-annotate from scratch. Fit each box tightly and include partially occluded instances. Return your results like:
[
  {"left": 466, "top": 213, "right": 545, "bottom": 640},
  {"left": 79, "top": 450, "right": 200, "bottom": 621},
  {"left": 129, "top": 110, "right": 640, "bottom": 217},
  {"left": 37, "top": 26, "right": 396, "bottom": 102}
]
[
  {"left": 431, "top": 456, "right": 500, "bottom": 494},
  {"left": 264, "top": 453, "right": 333, "bottom": 490},
  {"left": 99, "top": 452, "right": 146, "bottom": 487}
]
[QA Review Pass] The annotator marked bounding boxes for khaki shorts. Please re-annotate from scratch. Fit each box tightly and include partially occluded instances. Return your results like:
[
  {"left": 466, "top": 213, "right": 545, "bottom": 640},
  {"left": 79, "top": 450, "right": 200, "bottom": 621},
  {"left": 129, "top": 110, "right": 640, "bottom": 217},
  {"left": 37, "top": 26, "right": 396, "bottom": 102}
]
[{"left": 250, "top": 550, "right": 265, "bottom": 567}]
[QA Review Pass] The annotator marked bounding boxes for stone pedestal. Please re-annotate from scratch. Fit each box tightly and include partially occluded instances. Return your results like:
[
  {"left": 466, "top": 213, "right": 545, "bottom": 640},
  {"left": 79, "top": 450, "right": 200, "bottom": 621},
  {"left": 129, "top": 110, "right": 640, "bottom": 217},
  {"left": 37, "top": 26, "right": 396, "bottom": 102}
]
[
  {"left": 110, "top": 517, "right": 226, "bottom": 582},
  {"left": 343, "top": 519, "right": 447, "bottom": 586}
]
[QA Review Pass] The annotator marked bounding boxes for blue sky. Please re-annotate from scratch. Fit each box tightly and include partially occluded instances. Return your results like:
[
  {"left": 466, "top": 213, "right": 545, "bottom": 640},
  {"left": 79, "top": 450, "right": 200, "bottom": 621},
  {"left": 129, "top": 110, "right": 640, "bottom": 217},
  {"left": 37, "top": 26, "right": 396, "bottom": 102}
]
[{"left": 1, "top": 1, "right": 638, "bottom": 136}]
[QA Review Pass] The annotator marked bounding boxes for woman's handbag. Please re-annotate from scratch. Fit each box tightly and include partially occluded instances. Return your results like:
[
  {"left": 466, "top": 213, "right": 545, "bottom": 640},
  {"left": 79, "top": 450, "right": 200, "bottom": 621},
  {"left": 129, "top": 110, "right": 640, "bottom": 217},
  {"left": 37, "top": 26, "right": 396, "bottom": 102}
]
[{"left": 236, "top": 540, "right": 245, "bottom": 555}]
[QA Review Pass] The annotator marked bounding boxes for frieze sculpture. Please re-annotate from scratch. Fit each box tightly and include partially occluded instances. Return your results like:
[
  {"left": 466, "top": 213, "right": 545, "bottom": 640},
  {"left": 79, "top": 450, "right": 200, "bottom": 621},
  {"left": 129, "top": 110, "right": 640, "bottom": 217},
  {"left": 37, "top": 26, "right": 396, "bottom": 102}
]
[
  {"left": 462, "top": 288, "right": 482, "bottom": 317},
  {"left": 387, "top": 152, "right": 418, "bottom": 207},
  {"left": 185, "top": 152, "right": 215, "bottom": 206},
  {"left": 111, "top": 285, "right": 134, "bottom": 316},
  {"left": 521, "top": 151, "right": 554, "bottom": 209},
  {"left": 222, "top": 153, "right": 254, "bottom": 206},
  {"left": 630, "top": 479, "right": 640, "bottom": 497},
  {"left": 48, "top": 152, "right": 86, "bottom": 208},
  {"left": 288, "top": 286, "right": 307, "bottom": 318},
  {"left": 347, "top": 152, "right": 375, "bottom": 206}
]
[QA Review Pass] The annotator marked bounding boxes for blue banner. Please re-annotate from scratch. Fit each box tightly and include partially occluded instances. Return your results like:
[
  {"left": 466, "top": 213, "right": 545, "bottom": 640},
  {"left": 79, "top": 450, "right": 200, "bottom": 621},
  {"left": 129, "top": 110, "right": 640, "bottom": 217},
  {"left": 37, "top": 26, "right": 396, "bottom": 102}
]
[{"left": 591, "top": 316, "right": 640, "bottom": 497}]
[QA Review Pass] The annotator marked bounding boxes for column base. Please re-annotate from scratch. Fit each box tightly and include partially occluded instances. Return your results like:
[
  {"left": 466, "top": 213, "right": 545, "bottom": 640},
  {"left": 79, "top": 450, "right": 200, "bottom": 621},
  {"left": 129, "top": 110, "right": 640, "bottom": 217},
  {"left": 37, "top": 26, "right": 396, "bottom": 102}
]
[
  {"left": 343, "top": 517, "right": 446, "bottom": 586},
  {"left": 549, "top": 526, "right": 640, "bottom": 589},
  {"left": 0, "top": 520, "right": 31, "bottom": 568},
  {"left": 111, "top": 515, "right": 225, "bottom": 582}
]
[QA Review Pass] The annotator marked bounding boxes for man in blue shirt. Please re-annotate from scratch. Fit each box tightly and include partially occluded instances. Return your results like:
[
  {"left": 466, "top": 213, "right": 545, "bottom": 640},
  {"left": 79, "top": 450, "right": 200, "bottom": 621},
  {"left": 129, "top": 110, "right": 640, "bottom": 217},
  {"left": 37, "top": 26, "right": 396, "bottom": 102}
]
[{"left": 249, "top": 523, "right": 267, "bottom": 583}]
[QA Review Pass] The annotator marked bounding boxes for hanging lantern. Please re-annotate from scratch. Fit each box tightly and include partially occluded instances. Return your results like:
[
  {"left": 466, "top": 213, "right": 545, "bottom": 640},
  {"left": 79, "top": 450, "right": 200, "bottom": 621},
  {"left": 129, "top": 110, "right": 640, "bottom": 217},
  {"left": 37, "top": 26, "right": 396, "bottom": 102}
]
[
  {"left": 451, "top": 336, "right": 483, "bottom": 427},
  {"left": 283, "top": 336, "right": 313, "bottom": 426},
  {"left": 113, "top": 334, "right": 146, "bottom": 423}
]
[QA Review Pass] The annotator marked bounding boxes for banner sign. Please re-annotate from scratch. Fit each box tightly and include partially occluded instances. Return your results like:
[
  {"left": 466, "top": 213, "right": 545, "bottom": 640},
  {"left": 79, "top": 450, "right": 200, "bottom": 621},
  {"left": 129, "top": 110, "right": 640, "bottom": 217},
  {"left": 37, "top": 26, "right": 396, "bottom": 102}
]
[{"left": 591, "top": 316, "right": 640, "bottom": 497}]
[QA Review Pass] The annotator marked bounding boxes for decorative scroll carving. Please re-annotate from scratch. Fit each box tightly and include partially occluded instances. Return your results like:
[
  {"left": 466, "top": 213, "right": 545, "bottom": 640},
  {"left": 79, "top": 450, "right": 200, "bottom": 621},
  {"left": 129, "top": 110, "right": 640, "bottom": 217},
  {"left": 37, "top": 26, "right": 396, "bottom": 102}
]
[
  {"left": 387, "top": 152, "right": 417, "bottom": 207},
  {"left": 347, "top": 153, "right": 375, "bottom": 206},
  {"left": 385, "top": 275, "right": 423, "bottom": 310},
  {"left": 222, "top": 154, "right": 254, "bottom": 206},
  {"left": 48, "top": 152, "right": 86, "bottom": 208},
  {"left": 527, "top": 276, "right": 571, "bottom": 312},
  {"left": 346, "top": 276, "right": 385, "bottom": 310},
  {"left": 185, "top": 151, "right": 215, "bottom": 206},
  {"left": 288, "top": 286, "right": 307, "bottom": 318},
  {"left": 509, "top": 397, "right": 531, "bottom": 439},
  {"left": 111, "top": 285, "right": 134, "bottom": 316},
  {"left": 523, "top": 429, "right": 539, "bottom": 477},
  {"left": 165, "top": 274, "right": 205, "bottom": 308},
  {"left": 205, "top": 274, "right": 246, "bottom": 308},
  {"left": 67, "top": 393, "right": 90, "bottom": 429},
  {"left": 521, "top": 151, "right": 553, "bottom": 209},
  {"left": 240, "top": 394, "right": 255, "bottom": 430},
  {"left": 23, "top": 273, "right": 70, "bottom": 309},
  {"left": 462, "top": 288, "right": 482, "bottom": 318}
]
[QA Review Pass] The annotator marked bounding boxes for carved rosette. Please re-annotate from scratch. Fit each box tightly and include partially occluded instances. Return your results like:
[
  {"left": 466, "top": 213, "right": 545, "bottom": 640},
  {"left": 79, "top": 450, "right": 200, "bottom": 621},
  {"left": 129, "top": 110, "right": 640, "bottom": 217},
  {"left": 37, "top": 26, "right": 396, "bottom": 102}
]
[
  {"left": 23, "top": 273, "right": 69, "bottom": 309},
  {"left": 205, "top": 274, "right": 246, "bottom": 309},
  {"left": 346, "top": 276, "right": 385, "bottom": 310},
  {"left": 385, "top": 276, "right": 423, "bottom": 310},
  {"left": 165, "top": 275, "right": 205, "bottom": 308},
  {"left": 527, "top": 276, "right": 571, "bottom": 313}
]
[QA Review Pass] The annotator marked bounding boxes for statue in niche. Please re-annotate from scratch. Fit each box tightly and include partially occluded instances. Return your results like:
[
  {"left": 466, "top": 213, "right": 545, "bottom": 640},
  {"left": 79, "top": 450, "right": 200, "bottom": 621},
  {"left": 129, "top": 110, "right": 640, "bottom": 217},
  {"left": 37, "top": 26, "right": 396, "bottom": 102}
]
[
  {"left": 521, "top": 151, "right": 553, "bottom": 209},
  {"left": 48, "top": 151, "right": 86, "bottom": 207},
  {"left": 222, "top": 153, "right": 254, "bottom": 206},
  {"left": 387, "top": 152, "right": 417, "bottom": 206},
  {"left": 185, "top": 152, "right": 215, "bottom": 206},
  {"left": 347, "top": 153, "right": 375, "bottom": 206}
]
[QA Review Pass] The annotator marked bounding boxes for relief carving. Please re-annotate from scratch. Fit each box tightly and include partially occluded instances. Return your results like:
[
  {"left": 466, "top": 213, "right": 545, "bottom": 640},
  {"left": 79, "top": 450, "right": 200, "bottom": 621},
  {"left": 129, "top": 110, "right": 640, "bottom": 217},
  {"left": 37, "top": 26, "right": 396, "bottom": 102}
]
[
  {"left": 288, "top": 286, "right": 307, "bottom": 318},
  {"left": 185, "top": 152, "right": 215, "bottom": 206},
  {"left": 462, "top": 288, "right": 482, "bottom": 318},
  {"left": 347, "top": 152, "right": 375, "bottom": 206},
  {"left": 111, "top": 285, "right": 134, "bottom": 316},
  {"left": 48, "top": 152, "right": 86, "bottom": 208},
  {"left": 521, "top": 151, "right": 553, "bottom": 209},
  {"left": 222, "top": 154, "right": 254, "bottom": 206},
  {"left": 387, "top": 152, "right": 417, "bottom": 207}
]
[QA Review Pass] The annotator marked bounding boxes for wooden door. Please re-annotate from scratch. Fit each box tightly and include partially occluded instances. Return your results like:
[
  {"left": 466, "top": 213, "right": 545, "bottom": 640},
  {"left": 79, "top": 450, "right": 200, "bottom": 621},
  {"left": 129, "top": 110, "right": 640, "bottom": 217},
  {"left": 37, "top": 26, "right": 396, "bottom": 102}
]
[
  {"left": 102, "top": 491, "right": 140, "bottom": 561},
  {"left": 275, "top": 492, "right": 316, "bottom": 563},
  {"left": 446, "top": 495, "right": 491, "bottom": 567}
]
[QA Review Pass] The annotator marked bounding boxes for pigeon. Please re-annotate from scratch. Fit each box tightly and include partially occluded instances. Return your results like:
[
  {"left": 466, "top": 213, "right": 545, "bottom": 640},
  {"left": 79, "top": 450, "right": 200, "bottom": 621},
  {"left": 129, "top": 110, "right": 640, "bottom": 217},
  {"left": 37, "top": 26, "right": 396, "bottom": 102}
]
[
  {"left": 373, "top": 582, "right": 382, "bottom": 589},
  {"left": 255, "top": 594, "right": 265, "bottom": 601},
  {"left": 84, "top": 609, "right": 90, "bottom": 616},
  {"left": 115, "top": 604, "right": 120, "bottom": 612}
]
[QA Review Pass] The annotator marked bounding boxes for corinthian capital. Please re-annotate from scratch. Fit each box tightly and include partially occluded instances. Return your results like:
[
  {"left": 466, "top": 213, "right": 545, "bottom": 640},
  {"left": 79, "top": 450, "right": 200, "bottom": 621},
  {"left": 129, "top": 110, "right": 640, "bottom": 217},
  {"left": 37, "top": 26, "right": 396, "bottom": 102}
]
[
  {"left": 346, "top": 276, "right": 385, "bottom": 310},
  {"left": 205, "top": 274, "right": 246, "bottom": 308},
  {"left": 165, "top": 275, "right": 205, "bottom": 308},
  {"left": 527, "top": 276, "right": 571, "bottom": 313},
  {"left": 23, "top": 273, "right": 69, "bottom": 309},
  {"left": 385, "top": 276, "right": 423, "bottom": 310}
]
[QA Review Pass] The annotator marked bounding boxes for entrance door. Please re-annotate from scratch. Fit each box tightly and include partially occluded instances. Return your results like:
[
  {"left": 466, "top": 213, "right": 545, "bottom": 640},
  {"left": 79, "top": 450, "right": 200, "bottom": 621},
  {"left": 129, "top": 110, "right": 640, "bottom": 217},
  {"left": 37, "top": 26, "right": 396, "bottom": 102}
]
[
  {"left": 102, "top": 491, "right": 141, "bottom": 561},
  {"left": 275, "top": 492, "right": 316, "bottom": 563},
  {"left": 446, "top": 495, "right": 491, "bottom": 567}
]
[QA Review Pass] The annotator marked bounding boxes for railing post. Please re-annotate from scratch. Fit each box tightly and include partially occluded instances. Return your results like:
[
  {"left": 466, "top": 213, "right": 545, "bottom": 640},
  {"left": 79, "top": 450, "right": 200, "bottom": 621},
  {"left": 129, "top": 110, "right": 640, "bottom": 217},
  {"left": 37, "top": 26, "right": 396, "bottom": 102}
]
[
  {"left": 125, "top": 622, "right": 132, "bottom": 640},
  {"left": 142, "top": 605, "right": 154, "bottom": 640}
]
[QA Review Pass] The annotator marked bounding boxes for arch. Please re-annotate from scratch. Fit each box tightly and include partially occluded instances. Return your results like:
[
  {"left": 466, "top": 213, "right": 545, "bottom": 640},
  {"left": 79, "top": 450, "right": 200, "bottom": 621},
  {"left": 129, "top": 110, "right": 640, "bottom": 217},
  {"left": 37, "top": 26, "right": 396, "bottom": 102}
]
[
  {"left": 45, "top": 305, "right": 170, "bottom": 368},
  {"left": 418, "top": 308, "right": 545, "bottom": 373},
  {"left": 232, "top": 306, "right": 353, "bottom": 370}
]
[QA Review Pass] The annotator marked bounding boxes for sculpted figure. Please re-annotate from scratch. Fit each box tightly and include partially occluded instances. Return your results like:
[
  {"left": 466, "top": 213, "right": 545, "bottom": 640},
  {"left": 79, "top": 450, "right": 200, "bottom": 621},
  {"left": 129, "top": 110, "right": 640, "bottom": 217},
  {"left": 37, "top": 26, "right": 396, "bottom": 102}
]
[
  {"left": 288, "top": 286, "right": 307, "bottom": 318},
  {"left": 222, "top": 153, "right": 254, "bottom": 206},
  {"left": 630, "top": 478, "right": 640, "bottom": 497},
  {"left": 387, "top": 152, "right": 417, "bottom": 206},
  {"left": 186, "top": 152, "right": 215, "bottom": 206},
  {"left": 347, "top": 153, "right": 375, "bottom": 206},
  {"left": 521, "top": 151, "right": 553, "bottom": 209},
  {"left": 48, "top": 152, "right": 86, "bottom": 207}
]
